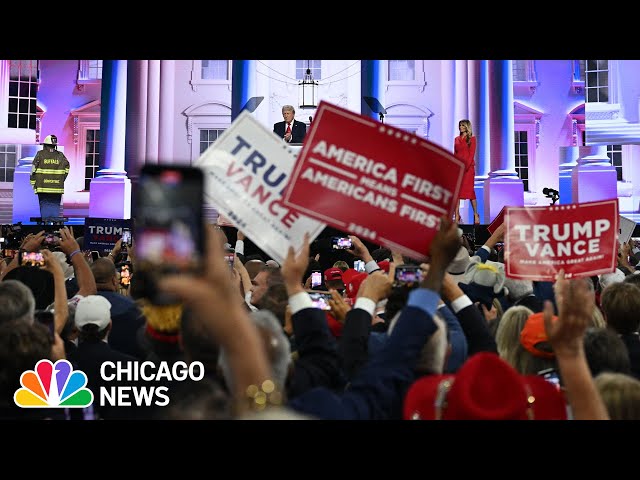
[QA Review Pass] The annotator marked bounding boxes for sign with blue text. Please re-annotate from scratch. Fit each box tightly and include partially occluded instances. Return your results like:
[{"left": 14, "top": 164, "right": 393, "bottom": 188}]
[{"left": 195, "top": 111, "right": 325, "bottom": 264}]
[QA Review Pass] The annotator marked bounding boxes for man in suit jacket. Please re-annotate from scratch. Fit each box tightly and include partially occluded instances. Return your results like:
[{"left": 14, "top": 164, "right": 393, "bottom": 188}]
[{"left": 273, "top": 105, "right": 307, "bottom": 143}]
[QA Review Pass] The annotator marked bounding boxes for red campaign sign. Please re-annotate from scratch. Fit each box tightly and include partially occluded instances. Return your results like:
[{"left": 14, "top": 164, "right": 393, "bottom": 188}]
[
  {"left": 487, "top": 206, "right": 506, "bottom": 234},
  {"left": 504, "top": 199, "right": 619, "bottom": 281},
  {"left": 282, "top": 101, "right": 465, "bottom": 260}
]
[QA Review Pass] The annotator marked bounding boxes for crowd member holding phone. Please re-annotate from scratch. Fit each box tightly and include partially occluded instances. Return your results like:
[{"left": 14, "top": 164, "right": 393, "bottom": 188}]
[
  {"left": 56, "top": 226, "right": 98, "bottom": 302},
  {"left": 273, "top": 105, "right": 307, "bottom": 144},
  {"left": 39, "top": 249, "right": 69, "bottom": 337},
  {"left": 157, "top": 226, "right": 292, "bottom": 417}
]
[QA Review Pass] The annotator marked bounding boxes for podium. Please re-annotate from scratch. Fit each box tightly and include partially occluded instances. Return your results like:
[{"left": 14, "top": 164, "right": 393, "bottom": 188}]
[{"left": 289, "top": 143, "right": 304, "bottom": 158}]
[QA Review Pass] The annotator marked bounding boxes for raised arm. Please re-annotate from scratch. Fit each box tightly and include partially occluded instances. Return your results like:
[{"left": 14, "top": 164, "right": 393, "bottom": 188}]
[
  {"left": 441, "top": 270, "right": 498, "bottom": 355},
  {"left": 41, "top": 249, "right": 69, "bottom": 335},
  {"left": 58, "top": 226, "right": 96, "bottom": 297},
  {"left": 337, "top": 271, "right": 393, "bottom": 380},
  {"left": 545, "top": 271, "right": 609, "bottom": 420},
  {"left": 159, "top": 225, "right": 272, "bottom": 417},
  {"left": 0, "top": 231, "right": 45, "bottom": 281},
  {"left": 346, "top": 235, "right": 377, "bottom": 272},
  {"left": 475, "top": 223, "right": 505, "bottom": 259}
]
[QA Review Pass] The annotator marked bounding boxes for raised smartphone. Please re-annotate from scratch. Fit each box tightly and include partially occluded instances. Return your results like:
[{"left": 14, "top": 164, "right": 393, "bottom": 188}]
[{"left": 134, "top": 165, "right": 205, "bottom": 304}]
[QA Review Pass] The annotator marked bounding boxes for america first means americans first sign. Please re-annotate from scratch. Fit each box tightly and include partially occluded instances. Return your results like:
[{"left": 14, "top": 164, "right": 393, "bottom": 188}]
[{"left": 281, "top": 101, "right": 465, "bottom": 260}]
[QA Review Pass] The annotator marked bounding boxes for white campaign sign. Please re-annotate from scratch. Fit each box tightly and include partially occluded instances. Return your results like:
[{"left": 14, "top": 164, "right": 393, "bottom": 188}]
[
  {"left": 195, "top": 111, "right": 325, "bottom": 264},
  {"left": 618, "top": 214, "right": 636, "bottom": 245}
]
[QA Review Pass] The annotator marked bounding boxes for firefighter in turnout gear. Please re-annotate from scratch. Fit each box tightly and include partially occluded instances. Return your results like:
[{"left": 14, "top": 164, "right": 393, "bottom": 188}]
[{"left": 30, "top": 134, "right": 70, "bottom": 221}]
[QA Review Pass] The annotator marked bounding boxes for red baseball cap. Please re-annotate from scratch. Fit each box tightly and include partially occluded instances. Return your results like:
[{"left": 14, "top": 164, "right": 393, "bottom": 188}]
[
  {"left": 341, "top": 268, "right": 359, "bottom": 285},
  {"left": 324, "top": 267, "right": 343, "bottom": 282},
  {"left": 345, "top": 272, "right": 368, "bottom": 299},
  {"left": 403, "top": 352, "right": 567, "bottom": 420},
  {"left": 377, "top": 260, "right": 391, "bottom": 273}
]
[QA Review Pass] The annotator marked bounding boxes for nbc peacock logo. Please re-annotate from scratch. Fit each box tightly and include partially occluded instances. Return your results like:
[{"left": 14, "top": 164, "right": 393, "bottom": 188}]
[{"left": 14, "top": 359, "right": 94, "bottom": 408}]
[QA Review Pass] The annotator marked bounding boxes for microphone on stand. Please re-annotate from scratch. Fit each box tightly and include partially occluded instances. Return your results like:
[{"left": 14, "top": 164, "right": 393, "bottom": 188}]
[{"left": 309, "top": 116, "right": 313, "bottom": 124}]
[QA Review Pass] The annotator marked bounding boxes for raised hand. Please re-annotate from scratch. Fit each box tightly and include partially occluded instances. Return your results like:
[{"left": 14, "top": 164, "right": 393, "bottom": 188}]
[
  {"left": 357, "top": 270, "right": 393, "bottom": 304},
  {"left": 346, "top": 235, "right": 373, "bottom": 263},
  {"left": 21, "top": 231, "right": 45, "bottom": 252},
  {"left": 545, "top": 270, "right": 593, "bottom": 357},
  {"left": 328, "top": 290, "right": 351, "bottom": 325},
  {"left": 57, "top": 226, "right": 81, "bottom": 257},
  {"left": 428, "top": 217, "right": 462, "bottom": 268},
  {"left": 282, "top": 232, "right": 310, "bottom": 296}
]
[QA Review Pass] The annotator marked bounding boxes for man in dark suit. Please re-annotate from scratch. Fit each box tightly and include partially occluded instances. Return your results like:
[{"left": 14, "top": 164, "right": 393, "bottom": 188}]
[{"left": 273, "top": 105, "right": 307, "bottom": 144}]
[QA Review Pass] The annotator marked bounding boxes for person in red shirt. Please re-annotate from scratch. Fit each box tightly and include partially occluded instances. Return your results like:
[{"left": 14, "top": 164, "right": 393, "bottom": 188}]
[{"left": 454, "top": 119, "right": 479, "bottom": 225}]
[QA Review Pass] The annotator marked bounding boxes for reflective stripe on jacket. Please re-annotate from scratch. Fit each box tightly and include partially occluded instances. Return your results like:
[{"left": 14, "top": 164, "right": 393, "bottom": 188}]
[{"left": 30, "top": 150, "right": 70, "bottom": 194}]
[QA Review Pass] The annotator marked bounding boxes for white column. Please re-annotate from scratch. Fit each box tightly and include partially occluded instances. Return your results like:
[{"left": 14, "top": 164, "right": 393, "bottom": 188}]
[
  {"left": 89, "top": 60, "right": 131, "bottom": 219},
  {"left": 488, "top": 60, "right": 516, "bottom": 172},
  {"left": 454, "top": 60, "right": 468, "bottom": 132},
  {"left": 571, "top": 145, "right": 618, "bottom": 204},
  {"left": 158, "top": 60, "right": 175, "bottom": 164},
  {"left": 441, "top": 60, "right": 456, "bottom": 150},
  {"left": 0, "top": 61, "right": 8, "bottom": 129},
  {"left": 468, "top": 60, "right": 489, "bottom": 224},
  {"left": 483, "top": 60, "right": 524, "bottom": 223},
  {"left": 145, "top": 60, "right": 161, "bottom": 165},
  {"left": 98, "top": 60, "right": 128, "bottom": 175},
  {"left": 125, "top": 60, "right": 148, "bottom": 180}
]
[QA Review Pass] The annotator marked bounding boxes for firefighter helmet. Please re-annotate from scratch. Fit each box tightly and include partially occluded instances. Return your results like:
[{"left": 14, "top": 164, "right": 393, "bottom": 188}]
[{"left": 42, "top": 135, "right": 58, "bottom": 146}]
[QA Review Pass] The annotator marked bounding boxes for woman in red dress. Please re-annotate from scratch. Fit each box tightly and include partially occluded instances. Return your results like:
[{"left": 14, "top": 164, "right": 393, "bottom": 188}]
[{"left": 454, "top": 119, "right": 479, "bottom": 224}]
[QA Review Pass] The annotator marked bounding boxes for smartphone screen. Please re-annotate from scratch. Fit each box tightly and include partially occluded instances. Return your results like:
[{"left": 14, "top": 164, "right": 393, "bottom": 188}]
[
  {"left": 395, "top": 265, "right": 422, "bottom": 284},
  {"left": 42, "top": 231, "right": 60, "bottom": 247},
  {"left": 224, "top": 253, "right": 234, "bottom": 269},
  {"left": 354, "top": 260, "right": 365, "bottom": 272},
  {"left": 331, "top": 236, "right": 352, "bottom": 250},
  {"left": 20, "top": 251, "right": 45, "bottom": 267},
  {"left": 3, "top": 249, "right": 17, "bottom": 259},
  {"left": 119, "top": 263, "right": 132, "bottom": 288},
  {"left": 134, "top": 165, "right": 205, "bottom": 304},
  {"left": 308, "top": 292, "right": 332, "bottom": 310},
  {"left": 538, "top": 368, "right": 561, "bottom": 391},
  {"left": 311, "top": 271, "right": 322, "bottom": 288},
  {"left": 122, "top": 229, "right": 132, "bottom": 248}
]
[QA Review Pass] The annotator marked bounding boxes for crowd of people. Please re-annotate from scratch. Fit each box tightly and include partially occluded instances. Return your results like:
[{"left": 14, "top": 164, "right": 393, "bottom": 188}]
[{"left": 1, "top": 211, "right": 640, "bottom": 422}]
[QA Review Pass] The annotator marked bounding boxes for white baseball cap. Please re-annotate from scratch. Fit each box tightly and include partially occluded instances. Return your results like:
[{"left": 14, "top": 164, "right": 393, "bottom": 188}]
[{"left": 74, "top": 295, "right": 112, "bottom": 330}]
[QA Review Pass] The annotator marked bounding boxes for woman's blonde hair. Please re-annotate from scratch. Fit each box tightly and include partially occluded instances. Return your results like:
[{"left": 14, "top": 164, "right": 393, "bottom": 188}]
[
  {"left": 459, "top": 119, "right": 473, "bottom": 144},
  {"left": 594, "top": 372, "right": 640, "bottom": 420},
  {"left": 591, "top": 305, "right": 606, "bottom": 328},
  {"left": 495, "top": 306, "right": 533, "bottom": 368}
]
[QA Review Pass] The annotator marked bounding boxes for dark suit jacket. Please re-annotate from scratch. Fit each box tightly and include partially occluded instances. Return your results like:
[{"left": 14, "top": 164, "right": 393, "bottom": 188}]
[
  {"left": 273, "top": 119, "right": 307, "bottom": 143},
  {"left": 96, "top": 290, "right": 146, "bottom": 359},
  {"left": 286, "top": 307, "right": 345, "bottom": 399},
  {"left": 289, "top": 304, "right": 439, "bottom": 420}
]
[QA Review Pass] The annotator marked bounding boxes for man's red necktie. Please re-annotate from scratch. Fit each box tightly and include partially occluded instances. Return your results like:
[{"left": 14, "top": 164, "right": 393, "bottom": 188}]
[{"left": 286, "top": 123, "right": 291, "bottom": 136}]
